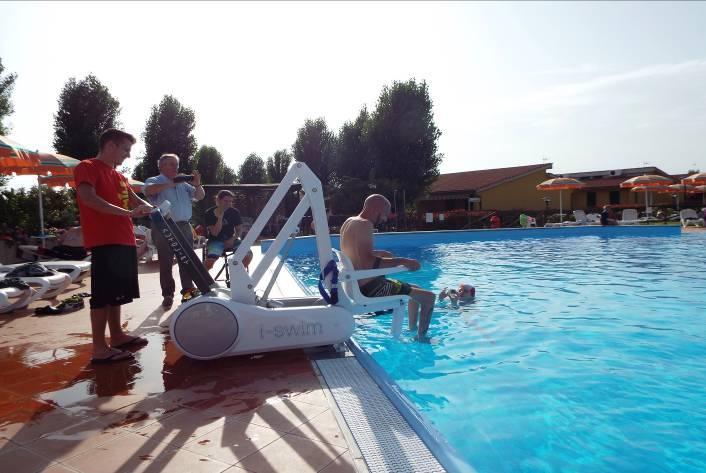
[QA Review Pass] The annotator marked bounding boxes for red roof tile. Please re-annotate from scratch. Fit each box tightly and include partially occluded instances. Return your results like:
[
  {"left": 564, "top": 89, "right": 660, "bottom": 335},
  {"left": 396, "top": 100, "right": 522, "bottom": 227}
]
[{"left": 430, "top": 163, "right": 552, "bottom": 194}]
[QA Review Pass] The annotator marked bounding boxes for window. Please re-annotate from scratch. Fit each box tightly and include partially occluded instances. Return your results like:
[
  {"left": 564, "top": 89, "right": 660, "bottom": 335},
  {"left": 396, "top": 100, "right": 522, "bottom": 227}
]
[
  {"left": 586, "top": 191, "right": 597, "bottom": 208},
  {"left": 609, "top": 191, "right": 620, "bottom": 205}
]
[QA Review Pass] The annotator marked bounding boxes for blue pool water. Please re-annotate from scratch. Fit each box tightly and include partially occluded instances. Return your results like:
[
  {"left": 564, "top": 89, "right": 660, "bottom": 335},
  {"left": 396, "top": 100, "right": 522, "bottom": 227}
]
[{"left": 287, "top": 229, "right": 706, "bottom": 473}]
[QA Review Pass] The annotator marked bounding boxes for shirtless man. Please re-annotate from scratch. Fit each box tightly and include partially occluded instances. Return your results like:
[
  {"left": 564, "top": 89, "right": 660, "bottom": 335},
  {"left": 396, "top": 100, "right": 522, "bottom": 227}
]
[{"left": 340, "top": 194, "right": 436, "bottom": 338}]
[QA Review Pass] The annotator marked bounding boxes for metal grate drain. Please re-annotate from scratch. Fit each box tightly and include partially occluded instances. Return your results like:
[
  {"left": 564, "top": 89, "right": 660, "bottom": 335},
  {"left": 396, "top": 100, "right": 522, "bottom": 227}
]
[{"left": 317, "top": 357, "right": 445, "bottom": 473}]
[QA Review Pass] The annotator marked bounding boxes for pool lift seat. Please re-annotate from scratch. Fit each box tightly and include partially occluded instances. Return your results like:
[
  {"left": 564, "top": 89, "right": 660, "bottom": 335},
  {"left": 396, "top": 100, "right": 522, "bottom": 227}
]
[
  {"left": 155, "top": 162, "right": 406, "bottom": 360},
  {"left": 333, "top": 249, "right": 410, "bottom": 337}
]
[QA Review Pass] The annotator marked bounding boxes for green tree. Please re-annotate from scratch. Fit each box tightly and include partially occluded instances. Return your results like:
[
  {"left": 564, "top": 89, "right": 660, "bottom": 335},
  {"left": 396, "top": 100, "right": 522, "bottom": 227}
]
[
  {"left": 0, "top": 58, "right": 17, "bottom": 135},
  {"left": 0, "top": 186, "right": 78, "bottom": 235},
  {"left": 266, "top": 149, "right": 292, "bottom": 183},
  {"left": 194, "top": 145, "right": 225, "bottom": 185},
  {"left": 367, "top": 79, "right": 442, "bottom": 203},
  {"left": 53, "top": 74, "right": 121, "bottom": 159},
  {"left": 222, "top": 166, "right": 237, "bottom": 184},
  {"left": 133, "top": 95, "right": 197, "bottom": 181},
  {"left": 292, "top": 118, "right": 337, "bottom": 188},
  {"left": 335, "top": 108, "right": 373, "bottom": 181},
  {"left": 238, "top": 153, "right": 266, "bottom": 184}
]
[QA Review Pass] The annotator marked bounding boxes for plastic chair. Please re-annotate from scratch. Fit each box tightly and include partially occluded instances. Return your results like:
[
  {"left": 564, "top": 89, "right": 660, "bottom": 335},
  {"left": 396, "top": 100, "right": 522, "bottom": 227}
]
[
  {"left": 333, "top": 249, "right": 410, "bottom": 336},
  {"left": 134, "top": 226, "right": 157, "bottom": 261}
]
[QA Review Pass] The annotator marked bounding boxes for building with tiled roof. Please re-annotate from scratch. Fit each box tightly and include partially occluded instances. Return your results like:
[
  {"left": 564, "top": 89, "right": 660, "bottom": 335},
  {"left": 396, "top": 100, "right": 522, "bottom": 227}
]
[
  {"left": 419, "top": 163, "right": 701, "bottom": 218},
  {"left": 420, "top": 163, "right": 554, "bottom": 212}
]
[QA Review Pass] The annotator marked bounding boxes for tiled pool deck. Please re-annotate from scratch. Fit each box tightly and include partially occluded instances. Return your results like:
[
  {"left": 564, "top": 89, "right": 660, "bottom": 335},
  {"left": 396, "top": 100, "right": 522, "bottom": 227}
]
[{"left": 0, "top": 251, "right": 362, "bottom": 473}]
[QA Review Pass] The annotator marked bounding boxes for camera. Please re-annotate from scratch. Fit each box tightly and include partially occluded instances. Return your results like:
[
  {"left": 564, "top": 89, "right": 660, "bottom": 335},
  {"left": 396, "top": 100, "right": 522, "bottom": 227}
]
[{"left": 174, "top": 174, "right": 194, "bottom": 183}]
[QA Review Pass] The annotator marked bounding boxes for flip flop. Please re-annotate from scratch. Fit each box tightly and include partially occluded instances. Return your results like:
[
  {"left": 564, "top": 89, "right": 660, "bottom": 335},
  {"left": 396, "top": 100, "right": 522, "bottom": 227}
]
[
  {"left": 91, "top": 350, "right": 134, "bottom": 364},
  {"left": 110, "top": 336, "right": 149, "bottom": 349}
]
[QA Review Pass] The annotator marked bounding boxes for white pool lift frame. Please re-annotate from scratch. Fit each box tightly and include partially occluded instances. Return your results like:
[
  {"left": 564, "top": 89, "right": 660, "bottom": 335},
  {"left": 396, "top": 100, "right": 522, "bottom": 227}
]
[{"left": 154, "top": 161, "right": 410, "bottom": 360}]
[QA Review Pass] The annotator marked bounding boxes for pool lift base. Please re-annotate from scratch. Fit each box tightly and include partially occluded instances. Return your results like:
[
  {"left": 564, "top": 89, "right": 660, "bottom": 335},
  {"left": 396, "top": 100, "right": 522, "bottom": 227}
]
[{"left": 151, "top": 162, "right": 408, "bottom": 360}]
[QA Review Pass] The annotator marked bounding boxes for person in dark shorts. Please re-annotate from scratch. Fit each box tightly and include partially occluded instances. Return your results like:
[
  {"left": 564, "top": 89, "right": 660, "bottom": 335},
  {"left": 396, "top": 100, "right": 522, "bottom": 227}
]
[
  {"left": 204, "top": 190, "right": 253, "bottom": 270},
  {"left": 340, "top": 194, "right": 436, "bottom": 339},
  {"left": 74, "top": 129, "right": 153, "bottom": 364}
]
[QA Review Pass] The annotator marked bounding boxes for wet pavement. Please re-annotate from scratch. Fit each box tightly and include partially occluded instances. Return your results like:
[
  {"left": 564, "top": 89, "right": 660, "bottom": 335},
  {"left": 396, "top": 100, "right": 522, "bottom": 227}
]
[{"left": 0, "top": 261, "right": 357, "bottom": 473}]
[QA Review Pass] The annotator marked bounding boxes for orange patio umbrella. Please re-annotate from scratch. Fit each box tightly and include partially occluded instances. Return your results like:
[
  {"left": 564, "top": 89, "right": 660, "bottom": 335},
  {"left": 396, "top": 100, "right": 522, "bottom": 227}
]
[
  {"left": 43, "top": 174, "right": 145, "bottom": 193},
  {"left": 691, "top": 184, "right": 706, "bottom": 206},
  {"left": 0, "top": 135, "right": 40, "bottom": 171},
  {"left": 682, "top": 171, "right": 706, "bottom": 185},
  {"left": 31, "top": 153, "right": 81, "bottom": 241},
  {"left": 620, "top": 175, "right": 673, "bottom": 216},
  {"left": 536, "top": 177, "right": 585, "bottom": 222},
  {"left": 656, "top": 183, "right": 698, "bottom": 211}
]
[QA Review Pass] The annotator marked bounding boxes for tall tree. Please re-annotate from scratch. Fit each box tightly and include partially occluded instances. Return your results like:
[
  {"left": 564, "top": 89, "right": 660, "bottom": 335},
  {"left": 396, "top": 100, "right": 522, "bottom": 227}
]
[
  {"left": 133, "top": 95, "right": 197, "bottom": 181},
  {"left": 266, "top": 149, "right": 292, "bottom": 183},
  {"left": 222, "top": 166, "right": 237, "bottom": 184},
  {"left": 367, "top": 79, "right": 442, "bottom": 203},
  {"left": 53, "top": 74, "right": 121, "bottom": 159},
  {"left": 335, "top": 108, "right": 373, "bottom": 182},
  {"left": 0, "top": 58, "right": 17, "bottom": 135},
  {"left": 238, "top": 153, "right": 266, "bottom": 184},
  {"left": 193, "top": 145, "right": 225, "bottom": 185},
  {"left": 292, "top": 118, "right": 337, "bottom": 188}
]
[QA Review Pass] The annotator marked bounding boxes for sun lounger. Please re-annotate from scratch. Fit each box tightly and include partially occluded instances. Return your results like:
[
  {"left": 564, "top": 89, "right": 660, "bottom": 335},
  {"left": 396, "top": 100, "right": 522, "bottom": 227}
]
[
  {"left": 562, "top": 210, "right": 590, "bottom": 226},
  {"left": 586, "top": 213, "right": 601, "bottom": 224},
  {"left": 619, "top": 209, "right": 641, "bottom": 225},
  {"left": 0, "top": 260, "right": 90, "bottom": 284},
  {"left": 0, "top": 285, "right": 39, "bottom": 313},
  {"left": 680, "top": 209, "right": 705, "bottom": 227},
  {"left": 0, "top": 268, "right": 72, "bottom": 300}
]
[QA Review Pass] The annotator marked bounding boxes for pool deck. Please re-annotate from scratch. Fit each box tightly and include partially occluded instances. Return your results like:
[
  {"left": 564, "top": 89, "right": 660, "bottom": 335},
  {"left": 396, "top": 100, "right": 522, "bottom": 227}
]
[{"left": 0, "top": 251, "right": 363, "bottom": 473}]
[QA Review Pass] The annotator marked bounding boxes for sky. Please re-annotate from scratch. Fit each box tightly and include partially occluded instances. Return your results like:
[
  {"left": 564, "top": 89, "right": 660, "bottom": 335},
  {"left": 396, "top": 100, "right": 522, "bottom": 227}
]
[{"left": 1, "top": 1, "right": 706, "bottom": 190}]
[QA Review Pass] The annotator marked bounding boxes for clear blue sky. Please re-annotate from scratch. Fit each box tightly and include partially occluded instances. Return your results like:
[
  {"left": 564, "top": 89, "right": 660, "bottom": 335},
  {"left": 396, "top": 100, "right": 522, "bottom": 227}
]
[{"left": 1, "top": 1, "right": 705, "bottom": 187}]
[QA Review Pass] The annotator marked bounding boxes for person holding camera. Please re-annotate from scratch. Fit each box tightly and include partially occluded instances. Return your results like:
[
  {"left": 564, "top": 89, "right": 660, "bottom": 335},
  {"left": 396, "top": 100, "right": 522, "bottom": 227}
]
[{"left": 144, "top": 153, "right": 205, "bottom": 308}]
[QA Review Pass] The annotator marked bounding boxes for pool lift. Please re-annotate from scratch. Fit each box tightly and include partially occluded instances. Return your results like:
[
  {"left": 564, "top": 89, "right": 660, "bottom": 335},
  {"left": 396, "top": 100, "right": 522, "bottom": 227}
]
[{"left": 151, "top": 162, "right": 410, "bottom": 360}]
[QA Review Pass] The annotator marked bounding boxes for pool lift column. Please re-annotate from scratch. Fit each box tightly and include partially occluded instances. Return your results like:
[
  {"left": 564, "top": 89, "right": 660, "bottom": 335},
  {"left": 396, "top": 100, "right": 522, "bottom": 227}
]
[{"left": 160, "top": 161, "right": 355, "bottom": 360}]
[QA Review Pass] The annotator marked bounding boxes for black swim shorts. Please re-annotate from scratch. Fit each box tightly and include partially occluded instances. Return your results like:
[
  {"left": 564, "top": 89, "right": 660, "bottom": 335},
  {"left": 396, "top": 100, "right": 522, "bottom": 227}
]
[
  {"left": 90, "top": 245, "right": 139, "bottom": 309},
  {"left": 360, "top": 276, "right": 412, "bottom": 298}
]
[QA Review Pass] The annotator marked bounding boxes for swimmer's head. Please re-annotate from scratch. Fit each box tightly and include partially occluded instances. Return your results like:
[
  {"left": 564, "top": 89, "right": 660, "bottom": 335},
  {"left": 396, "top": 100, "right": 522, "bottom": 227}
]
[{"left": 458, "top": 284, "right": 475, "bottom": 298}]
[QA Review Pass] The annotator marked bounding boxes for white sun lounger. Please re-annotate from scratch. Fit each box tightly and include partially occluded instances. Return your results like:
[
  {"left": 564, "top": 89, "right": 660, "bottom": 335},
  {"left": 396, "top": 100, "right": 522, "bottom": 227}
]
[
  {"left": 0, "top": 261, "right": 90, "bottom": 284},
  {"left": 680, "top": 209, "right": 705, "bottom": 227},
  {"left": 0, "top": 286, "right": 40, "bottom": 313},
  {"left": 619, "top": 209, "right": 641, "bottom": 225},
  {"left": 0, "top": 271, "right": 72, "bottom": 300}
]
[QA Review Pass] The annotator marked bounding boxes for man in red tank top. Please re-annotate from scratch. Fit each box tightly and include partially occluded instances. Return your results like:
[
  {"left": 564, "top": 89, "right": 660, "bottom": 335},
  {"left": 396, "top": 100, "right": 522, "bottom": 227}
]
[{"left": 74, "top": 129, "right": 153, "bottom": 364}]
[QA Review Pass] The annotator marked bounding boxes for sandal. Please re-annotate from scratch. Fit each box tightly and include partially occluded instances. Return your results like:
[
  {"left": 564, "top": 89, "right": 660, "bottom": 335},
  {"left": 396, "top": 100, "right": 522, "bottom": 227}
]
[
  {"left": 34, "top": 305, "right": 65, "bottom": 316},
  {"left": 90, "top": 350, "right": 134, "bottom": 364},
  {"left": 110, "top": 336, "right": 149, "bottom": 349}
]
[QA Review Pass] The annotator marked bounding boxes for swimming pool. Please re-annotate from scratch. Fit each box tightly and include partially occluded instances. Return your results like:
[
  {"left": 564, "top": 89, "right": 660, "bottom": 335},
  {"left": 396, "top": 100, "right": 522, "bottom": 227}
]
[{"left": 286, "top": 227, "right": 706, "bottom": 473}]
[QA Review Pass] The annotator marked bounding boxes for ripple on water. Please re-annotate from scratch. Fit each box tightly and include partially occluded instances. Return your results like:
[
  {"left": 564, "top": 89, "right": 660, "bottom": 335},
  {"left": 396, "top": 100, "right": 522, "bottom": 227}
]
[{"left": 289, "top": 232, "right": 706, "bottom": 473}]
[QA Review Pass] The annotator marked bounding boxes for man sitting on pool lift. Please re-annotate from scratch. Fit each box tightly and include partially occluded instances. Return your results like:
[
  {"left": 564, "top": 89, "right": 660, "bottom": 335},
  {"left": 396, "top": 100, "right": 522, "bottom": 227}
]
[{"left": 340, "top": 194, "right": 436, "bottom": 339}]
